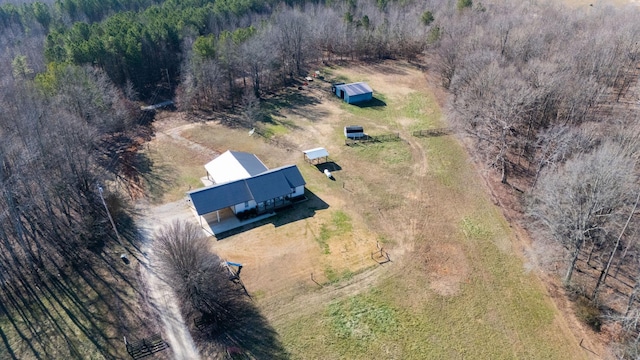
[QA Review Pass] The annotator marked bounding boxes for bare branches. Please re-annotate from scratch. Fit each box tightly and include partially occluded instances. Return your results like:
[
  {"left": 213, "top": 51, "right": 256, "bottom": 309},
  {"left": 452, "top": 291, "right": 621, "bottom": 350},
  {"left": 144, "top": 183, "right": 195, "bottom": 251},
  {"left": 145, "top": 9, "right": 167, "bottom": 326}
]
[
  {"left": 154, "top": 221, "right": 243, "bottom": 328},
  {"left": 529, "top": 143, "right": 637, "bottom": 285}
]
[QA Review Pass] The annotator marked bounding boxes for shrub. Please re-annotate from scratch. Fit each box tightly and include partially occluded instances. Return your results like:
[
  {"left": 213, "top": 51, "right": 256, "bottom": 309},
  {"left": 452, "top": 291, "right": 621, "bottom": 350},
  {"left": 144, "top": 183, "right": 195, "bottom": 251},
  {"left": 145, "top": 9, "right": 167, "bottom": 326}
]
[{"left": 575, "top": 296, "right": 602, "bottom": 332}]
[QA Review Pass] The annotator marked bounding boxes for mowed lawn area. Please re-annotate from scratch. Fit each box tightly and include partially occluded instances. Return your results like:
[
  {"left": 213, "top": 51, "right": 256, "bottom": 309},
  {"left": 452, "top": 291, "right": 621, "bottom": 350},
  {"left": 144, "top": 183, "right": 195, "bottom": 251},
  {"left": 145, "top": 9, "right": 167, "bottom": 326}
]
[{"left": 146, "top": 62, "right": 591, "bottom": 359}]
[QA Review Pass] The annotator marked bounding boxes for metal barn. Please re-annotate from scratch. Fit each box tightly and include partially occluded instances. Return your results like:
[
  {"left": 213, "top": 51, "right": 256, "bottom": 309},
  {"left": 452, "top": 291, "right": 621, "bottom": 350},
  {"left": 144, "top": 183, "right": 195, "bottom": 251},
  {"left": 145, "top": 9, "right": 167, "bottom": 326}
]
[{"left": 333, "top": 82, "right": 373, "bottom": 104}]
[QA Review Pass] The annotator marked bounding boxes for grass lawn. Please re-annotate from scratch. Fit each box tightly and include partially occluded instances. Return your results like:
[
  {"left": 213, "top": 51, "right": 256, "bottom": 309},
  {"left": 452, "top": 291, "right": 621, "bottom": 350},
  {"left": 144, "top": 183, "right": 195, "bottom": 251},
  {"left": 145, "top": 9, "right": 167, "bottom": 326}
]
[
  {"left": 138, "top": 61, "right": 589, "bottom": 360},
  {"left": 266, "top": 63, "right": 588, "bottom": 359}
]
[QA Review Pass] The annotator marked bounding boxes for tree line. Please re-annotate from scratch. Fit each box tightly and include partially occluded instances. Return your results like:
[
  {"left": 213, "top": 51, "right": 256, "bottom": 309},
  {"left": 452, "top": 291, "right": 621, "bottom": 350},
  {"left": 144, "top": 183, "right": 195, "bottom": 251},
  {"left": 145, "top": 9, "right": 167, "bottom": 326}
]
[
  {"left": 179, "top": 1, "right": 434, "bottom": 110},
  {"left": 3, "top": 0, "right": 437, "bottom": 102},
  {"left": 430, "top": 1, "right": 640, "bottom": 356}
]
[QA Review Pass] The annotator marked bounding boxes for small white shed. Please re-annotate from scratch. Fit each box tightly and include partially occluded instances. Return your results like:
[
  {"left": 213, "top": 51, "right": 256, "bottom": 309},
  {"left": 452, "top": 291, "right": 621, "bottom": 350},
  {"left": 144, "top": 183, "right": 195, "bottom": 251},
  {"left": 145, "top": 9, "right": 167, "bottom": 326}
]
[{"left": 303, "top": 147, "right": 329, "bottom": 164}]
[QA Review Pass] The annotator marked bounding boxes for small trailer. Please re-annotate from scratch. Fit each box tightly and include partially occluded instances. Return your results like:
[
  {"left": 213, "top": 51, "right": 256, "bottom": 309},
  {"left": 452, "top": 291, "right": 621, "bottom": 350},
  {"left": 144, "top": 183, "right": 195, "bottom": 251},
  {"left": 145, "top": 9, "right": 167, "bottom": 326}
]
[{"left": 344, "top": 125, "right": 365, "bottom": 139}]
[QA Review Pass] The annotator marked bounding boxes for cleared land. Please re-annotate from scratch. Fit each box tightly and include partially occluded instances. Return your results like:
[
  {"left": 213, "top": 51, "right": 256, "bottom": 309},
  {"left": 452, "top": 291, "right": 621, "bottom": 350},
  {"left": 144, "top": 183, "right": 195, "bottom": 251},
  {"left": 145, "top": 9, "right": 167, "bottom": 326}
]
[{"left": 144, "top": 61, "right": 598, "bottom": 359}]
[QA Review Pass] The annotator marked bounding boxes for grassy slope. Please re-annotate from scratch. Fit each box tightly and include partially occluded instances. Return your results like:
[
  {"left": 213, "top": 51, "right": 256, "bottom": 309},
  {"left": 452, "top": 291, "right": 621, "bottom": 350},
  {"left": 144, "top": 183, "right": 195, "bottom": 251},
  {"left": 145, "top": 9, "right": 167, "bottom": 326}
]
[{"left": 273, "top": 65, "right": 586, "bottom": 359}]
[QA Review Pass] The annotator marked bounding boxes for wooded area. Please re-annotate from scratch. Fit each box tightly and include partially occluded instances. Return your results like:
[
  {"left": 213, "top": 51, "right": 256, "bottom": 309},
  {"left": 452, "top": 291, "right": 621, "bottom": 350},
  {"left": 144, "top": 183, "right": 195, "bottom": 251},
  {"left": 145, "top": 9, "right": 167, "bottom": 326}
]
[
  {"left": 2, "top": 0, "right": 640, "bottom": 357},
  {"left": 433, "top": 1, "right": 640, "bottom": 357}
]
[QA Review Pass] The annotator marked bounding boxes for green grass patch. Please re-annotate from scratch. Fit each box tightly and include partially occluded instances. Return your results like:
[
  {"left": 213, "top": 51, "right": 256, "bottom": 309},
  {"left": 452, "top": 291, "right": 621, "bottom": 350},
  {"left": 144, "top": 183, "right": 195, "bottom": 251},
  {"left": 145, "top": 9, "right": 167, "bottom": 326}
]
[
  {"left": 332, "top": 210, "right": 353, "bottom": 233},
  {"left": 251, "top": 289, "right": 266, "bottom": 300},
  {"left": 324, "top": 266, "right": 355, "bottom": 284},
  {"left": 316, "top": 224, "right": 331, "bottom": 254},
  {"left": 461, "top": 216, "right": 492, "bottom": 240},
  {"left": 258, "top": 121, "right": 289, "bottom": 138},
  {"left": 328, "top": 290, "right": 398, "bottom": 346},
  {"left": 424, "top": 135, "right": 469, "bottom": 190},
  {"left": 402, "top": 91, "right": 441, "bottom": 132},
  {"left": 314, "top": 211, "right": 353, "bottom": 254},
  {"left": 352, "top": 141, "right": 411, "bottom": 168}
]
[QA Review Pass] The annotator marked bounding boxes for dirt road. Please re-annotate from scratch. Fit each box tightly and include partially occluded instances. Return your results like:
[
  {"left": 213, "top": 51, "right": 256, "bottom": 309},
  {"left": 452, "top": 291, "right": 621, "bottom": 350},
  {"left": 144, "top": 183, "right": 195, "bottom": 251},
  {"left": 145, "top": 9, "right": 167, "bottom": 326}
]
[{"left": 138, "top": 200, "right": 201, "bottom": 360}]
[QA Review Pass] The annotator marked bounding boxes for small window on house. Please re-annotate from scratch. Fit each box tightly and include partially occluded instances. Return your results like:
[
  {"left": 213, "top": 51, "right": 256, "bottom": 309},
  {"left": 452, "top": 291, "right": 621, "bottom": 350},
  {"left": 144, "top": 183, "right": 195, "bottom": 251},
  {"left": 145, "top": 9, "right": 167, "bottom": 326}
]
[{"left": 244, "top": 201, "right": 249, "bottom": 207}]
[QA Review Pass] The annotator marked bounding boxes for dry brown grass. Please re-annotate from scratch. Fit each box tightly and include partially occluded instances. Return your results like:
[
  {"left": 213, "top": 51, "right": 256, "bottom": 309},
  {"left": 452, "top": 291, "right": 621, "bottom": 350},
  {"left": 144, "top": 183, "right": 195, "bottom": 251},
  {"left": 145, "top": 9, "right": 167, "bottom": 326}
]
[{"left": 144, "top": 61, "right": 600, "bottom": 359}]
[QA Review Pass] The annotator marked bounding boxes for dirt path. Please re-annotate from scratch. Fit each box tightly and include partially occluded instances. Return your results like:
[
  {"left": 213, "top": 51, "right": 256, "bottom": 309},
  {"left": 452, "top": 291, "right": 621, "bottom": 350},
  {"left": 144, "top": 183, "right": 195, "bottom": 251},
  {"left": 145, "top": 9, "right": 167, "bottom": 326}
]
[
  {"left": 264, "top": 262, "right": 394, "bottom": 325},
  {"left": 157, "top": 117, "right": 220, "bottom": 159},
  {"left": 138, "top": 200, "right": 201, "bottom": 360}
]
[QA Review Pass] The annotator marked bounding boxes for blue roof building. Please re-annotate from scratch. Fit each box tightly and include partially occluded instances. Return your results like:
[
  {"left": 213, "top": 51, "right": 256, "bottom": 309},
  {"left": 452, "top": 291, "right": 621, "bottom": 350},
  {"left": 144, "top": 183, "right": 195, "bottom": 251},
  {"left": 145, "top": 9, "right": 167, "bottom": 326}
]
[{"left": 333, "top": 82, "right": 373, "bottom": 104}]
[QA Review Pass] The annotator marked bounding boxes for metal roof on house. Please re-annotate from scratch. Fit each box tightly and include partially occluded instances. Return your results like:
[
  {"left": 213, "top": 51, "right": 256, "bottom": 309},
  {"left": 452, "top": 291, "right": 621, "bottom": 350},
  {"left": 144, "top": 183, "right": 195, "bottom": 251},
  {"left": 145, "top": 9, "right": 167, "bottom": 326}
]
[
  {"left": 188, "top": 181, "right": 253, "bottom": 216},
  {"left": 268, "top": 165, "right": 306, "bottom": 188},
  {"left": 336, "top": 82, "right": 373, "bottom": 96},
  {"left": 204, "top": 150, "right": 268, "bottom": 184},
  {"left": 246, "top": 172, "right": 292, "bottom": 203},
  {"left": 303, "top": 147, "right": 329, "bottom": 161},
  {"left": 188, "top": 165, "right": 306, "bottom": 216}
]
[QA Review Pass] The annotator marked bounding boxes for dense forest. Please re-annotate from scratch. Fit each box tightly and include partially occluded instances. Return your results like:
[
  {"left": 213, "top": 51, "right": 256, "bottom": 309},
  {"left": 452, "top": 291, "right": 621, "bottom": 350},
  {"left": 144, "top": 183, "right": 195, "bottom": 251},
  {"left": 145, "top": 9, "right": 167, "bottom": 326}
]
[{"left": 2, "top": 0, "right": 640, "bottom": 357}]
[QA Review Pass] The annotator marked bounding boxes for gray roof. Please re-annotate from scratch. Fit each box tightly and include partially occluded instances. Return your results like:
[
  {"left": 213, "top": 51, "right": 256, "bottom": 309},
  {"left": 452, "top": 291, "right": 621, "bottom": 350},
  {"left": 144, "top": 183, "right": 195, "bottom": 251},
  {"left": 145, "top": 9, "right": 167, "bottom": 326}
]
[
  {"left": 228, "top": 151, "right": 269, "bottom": 177},
  {"left": 336, "top": 82, "right": 372, "bottom": 96},
  {"left": 189, "top": 181, "right": 253, "bottom": 216},
  {"left": 188, "top": 165, "right": 306, "bottom": 215},
  {"left": 246, "top": 172, "right": 292, "bottom": 203},
  {"left": 266, "top": 165, "right": 306, "bottom": 188}
]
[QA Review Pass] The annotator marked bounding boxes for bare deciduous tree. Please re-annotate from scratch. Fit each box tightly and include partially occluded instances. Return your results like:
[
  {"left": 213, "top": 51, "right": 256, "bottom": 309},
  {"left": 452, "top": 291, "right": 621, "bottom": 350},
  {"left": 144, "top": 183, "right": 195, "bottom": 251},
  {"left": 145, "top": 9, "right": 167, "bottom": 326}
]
[
  {"left": 529, "top": 143, "right": 637, "bottom": 285},
  {"left": 154, "top": 221, "right": 242, "bottom": 328}
]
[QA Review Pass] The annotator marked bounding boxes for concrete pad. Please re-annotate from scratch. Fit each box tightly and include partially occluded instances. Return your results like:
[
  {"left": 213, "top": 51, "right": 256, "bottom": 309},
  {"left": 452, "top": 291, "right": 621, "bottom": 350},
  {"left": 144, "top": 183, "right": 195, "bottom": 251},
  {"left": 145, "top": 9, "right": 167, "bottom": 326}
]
[{"left": 191, "top": 206, "right": 275, "bottom": 237}]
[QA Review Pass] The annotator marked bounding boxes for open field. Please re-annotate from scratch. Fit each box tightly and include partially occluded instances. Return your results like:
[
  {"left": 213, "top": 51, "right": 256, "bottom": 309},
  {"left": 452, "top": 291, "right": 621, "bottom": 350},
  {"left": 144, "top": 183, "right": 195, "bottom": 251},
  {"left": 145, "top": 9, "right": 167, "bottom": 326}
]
[{"left": 143, "top": 61, "right": 600, "bottom": 359}]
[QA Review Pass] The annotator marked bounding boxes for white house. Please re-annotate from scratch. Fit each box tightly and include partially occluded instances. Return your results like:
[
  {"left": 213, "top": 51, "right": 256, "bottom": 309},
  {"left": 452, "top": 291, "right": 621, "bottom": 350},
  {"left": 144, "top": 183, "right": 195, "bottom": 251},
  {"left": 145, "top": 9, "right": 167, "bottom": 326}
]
[
  {"left": 188, "top": 152, "right": 306, "bottom": 221},
  {"left": 204, "top": 150, "right": 268, "bottom": 184}
]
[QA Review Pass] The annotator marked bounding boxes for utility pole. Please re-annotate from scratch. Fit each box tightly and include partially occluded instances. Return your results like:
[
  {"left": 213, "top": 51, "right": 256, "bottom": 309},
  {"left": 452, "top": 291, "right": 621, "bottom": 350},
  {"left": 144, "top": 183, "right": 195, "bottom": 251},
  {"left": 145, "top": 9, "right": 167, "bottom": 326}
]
[{"left": 97, "top": 184, "right": 125, "bottom": 250}]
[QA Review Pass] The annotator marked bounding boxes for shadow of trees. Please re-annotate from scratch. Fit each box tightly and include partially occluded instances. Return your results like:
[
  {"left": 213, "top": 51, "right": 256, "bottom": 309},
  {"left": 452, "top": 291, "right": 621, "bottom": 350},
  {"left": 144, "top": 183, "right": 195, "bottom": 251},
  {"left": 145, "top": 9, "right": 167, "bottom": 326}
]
[
  {"left": 195, "top": 296, "right": 288, "bottom": 359},
  {"left": 0, "top": 211, "right": 164, "bottom": 359}
]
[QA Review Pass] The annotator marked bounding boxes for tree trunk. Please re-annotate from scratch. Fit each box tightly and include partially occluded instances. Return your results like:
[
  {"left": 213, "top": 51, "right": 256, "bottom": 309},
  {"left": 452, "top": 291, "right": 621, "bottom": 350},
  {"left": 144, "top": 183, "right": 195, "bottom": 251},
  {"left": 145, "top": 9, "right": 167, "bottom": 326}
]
[
  {"left": 626, "top": 275, "right": 640, "bottom": 317},
  {"left": 501, "top": 157, "right": 508, "bottom": 184},
  {"left": 593, "top": 191, "right": 640, "bottom": 301},
  {"left": 586, "top": 243, "right": 596, "bottom": 266},
  {"left": 565, "top": 238, "right": 584, "bottom": 285}
]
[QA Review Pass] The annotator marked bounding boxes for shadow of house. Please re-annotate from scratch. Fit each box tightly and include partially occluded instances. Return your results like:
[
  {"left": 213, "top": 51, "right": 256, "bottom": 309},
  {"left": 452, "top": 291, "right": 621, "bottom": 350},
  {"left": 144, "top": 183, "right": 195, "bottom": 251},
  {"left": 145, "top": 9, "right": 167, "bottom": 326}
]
[{"left": 214, "top": 189, "right": 329, "bottom": 239}]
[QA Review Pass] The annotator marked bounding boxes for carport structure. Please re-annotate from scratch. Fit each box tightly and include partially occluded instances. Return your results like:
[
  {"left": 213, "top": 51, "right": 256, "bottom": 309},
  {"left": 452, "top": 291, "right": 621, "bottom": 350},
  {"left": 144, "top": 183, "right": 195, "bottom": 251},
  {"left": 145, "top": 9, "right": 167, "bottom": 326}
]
[{"left": 303, "top": 147, "right": 329, "bottom": 165}]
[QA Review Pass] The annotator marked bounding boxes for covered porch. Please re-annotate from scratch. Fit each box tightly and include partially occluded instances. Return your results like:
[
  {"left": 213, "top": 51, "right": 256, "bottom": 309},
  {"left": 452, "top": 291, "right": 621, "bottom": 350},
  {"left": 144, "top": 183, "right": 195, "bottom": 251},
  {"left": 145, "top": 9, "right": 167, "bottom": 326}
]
[{"left": 195, "top": 207, "right": 276, "bottom": 237}]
